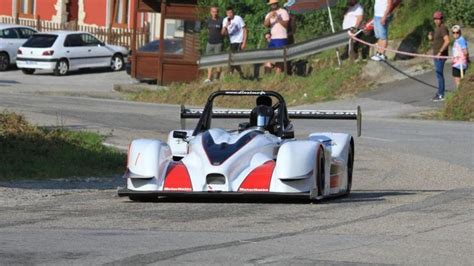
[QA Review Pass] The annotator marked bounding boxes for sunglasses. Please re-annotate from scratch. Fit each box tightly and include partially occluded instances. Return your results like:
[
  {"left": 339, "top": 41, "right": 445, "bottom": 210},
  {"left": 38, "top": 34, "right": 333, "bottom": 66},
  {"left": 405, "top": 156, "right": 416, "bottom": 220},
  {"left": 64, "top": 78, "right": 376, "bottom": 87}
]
[{"left": 452, "top": 31, "right": 460, "bottom": 34}]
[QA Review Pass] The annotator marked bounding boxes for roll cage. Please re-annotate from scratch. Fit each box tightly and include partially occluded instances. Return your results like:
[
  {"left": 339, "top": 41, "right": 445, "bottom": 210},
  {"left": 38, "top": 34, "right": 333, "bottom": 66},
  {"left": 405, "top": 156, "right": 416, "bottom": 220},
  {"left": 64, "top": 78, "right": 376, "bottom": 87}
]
[
  {"left": 191, "top": 90, "right": 290, "bottom": 137},
  {"left": 180, "top": 90, "right": 362, "bottom": 138}
]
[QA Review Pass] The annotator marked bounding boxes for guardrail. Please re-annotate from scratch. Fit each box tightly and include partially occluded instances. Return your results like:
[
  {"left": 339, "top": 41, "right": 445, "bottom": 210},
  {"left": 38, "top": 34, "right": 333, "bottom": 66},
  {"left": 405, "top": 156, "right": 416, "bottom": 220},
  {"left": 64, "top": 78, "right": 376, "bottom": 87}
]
[{"left": 198, "top": 30, "right": 349, "bottom": 69}]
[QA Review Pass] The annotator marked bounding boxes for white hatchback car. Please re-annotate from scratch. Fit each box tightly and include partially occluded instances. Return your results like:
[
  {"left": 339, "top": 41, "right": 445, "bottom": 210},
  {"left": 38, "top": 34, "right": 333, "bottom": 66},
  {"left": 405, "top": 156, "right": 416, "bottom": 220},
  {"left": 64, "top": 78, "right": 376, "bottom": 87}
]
[
  {"left": 0, "top": 24, "right": 37, "bottom": 71},
  {"left": 16, "top": 31, "right": 129, "bottom": 75}
]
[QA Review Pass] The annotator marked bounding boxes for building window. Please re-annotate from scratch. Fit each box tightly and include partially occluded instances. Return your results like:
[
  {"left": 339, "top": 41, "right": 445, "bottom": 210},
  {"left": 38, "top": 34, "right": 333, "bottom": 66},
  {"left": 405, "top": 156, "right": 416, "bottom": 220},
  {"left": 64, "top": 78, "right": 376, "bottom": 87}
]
[
  {"left": 18, "top": 0, "right": 35, "bottom": 18},
  {"left": 112, "top": 0, "right": 129, "bottom": 27}
]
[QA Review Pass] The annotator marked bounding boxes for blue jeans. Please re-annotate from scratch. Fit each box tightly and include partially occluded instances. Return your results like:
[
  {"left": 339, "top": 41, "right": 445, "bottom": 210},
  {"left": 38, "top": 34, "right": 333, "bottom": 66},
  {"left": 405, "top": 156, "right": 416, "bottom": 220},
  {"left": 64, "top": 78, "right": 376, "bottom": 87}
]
[
  {"left": 374, "top": 16, "right": 390, "bottom": 40},
  {"left": 434, "top": 59, "right": 446, "bottom": 96}
]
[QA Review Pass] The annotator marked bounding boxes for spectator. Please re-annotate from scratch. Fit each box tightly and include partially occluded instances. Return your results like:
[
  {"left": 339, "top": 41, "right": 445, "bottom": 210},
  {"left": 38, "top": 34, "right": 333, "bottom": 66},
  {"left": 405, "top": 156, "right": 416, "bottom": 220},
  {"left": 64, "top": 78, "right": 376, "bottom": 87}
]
[
  {"left": 428, "top": 11, "right": 450, "bottom": 102},
  {"left": 264, "top": 0, "right": 290, "bottom": 74},
  {"left": 204, "top": 6, "right": 224, "bottom": 83},
  {"left": 451, "top": 25, "right": 469, "bottom": 89},
  {"left": 284, "top": 0, "right": 297, "bottom": 74},
  {"left": 263, "top": 32, "right": 274, "bottom": 73},
  {"left": 371, "top": 0, "right": 393, "bottom": 61},
  {"left": 342, "top": 0, "right": 364, "bottom": 61},
  {"left": 284, "top": 1, "right": 297, "bottom": 45},
  {"left": 222, "top": 7, "right": 247, "bottom": 77}
]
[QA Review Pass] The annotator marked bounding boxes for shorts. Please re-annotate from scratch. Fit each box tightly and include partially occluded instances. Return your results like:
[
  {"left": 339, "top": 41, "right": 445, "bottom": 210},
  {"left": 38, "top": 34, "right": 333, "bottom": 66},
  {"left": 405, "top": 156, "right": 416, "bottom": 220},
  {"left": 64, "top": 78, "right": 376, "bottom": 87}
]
[
  {"left": 206, "top": 42, "right": 223, "bottom": 54},
  {"left": 269, "top": 38, "right": 288, "bottom": 48},
  {"left": 374, "top": 16, "right": 390, "bottom": 40},
  {"left": 230, "top": 43, "right": 242, "bottom": 53},
  {"left": 452, "top": 66, "right": 467, "bottom": 77}
]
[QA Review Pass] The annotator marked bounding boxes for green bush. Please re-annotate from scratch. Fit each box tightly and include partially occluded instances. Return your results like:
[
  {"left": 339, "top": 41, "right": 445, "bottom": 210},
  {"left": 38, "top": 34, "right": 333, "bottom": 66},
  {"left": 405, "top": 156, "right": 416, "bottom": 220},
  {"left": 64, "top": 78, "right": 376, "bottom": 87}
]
[
  {"left": 440, "top": 0, "right": 474, "bottom": 26},
  {"left": 443, "top": 68, "right": 474, "bottom": 121},
  {"left": 0, "top": 111, "right": 125, "bottom": 179},
  {"left": 197, "top": 0, "right": 472, "bottom": 50}
]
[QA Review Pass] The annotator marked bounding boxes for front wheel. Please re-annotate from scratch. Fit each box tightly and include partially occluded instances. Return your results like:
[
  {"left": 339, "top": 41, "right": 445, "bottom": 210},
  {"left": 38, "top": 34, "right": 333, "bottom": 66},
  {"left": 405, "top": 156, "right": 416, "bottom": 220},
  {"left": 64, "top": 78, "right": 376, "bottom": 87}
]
[
  {"left": 310, "top": 146, "right": 325, "bottom": 201},
  {"left": 54, "top": 59, "right": 69, "bottom": 76},
  {"left": 110, "top": 54, "right": 124, "bottom": 71},
  {"left": 0, "top": 52, "right": 10, "bottom": 71},
  {"left": 21, "top": 68, "right": 35, "bottom": 75},
  {"left": 346, "top": 143, "right": 354, "bottom": 194}
]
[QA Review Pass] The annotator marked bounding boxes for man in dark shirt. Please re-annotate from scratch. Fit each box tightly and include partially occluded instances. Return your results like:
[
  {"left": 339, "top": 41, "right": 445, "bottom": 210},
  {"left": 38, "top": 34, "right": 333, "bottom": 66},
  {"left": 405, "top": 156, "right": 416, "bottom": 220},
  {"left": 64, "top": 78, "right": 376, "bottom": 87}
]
[
  {"left": 205, "top": 6, "right": 224, "bottom": 83},
  {"left": 428, "top": 11, "right": 450, "bottom": 101}
]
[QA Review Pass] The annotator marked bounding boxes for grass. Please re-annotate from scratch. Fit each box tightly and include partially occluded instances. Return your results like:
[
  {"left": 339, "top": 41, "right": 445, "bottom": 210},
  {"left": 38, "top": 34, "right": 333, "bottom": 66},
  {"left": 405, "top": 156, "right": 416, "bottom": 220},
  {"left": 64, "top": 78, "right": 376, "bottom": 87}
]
[
  {"left": 0, "top": 111, "right": 126, "bottom": 180},
  {"left": 442, "top": 68, "right": 474, "bottom": 121},
  {"left": 126, "top": 53, "right": 368, "bottom": 108}
]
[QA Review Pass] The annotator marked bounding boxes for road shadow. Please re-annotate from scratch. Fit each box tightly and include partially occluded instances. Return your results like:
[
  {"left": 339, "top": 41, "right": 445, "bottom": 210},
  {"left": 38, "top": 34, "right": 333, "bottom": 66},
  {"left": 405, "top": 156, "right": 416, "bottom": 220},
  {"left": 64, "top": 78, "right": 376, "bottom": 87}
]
[
  {"left": 29, "top": 68, "right": 124, "bottom": 77},
  {"left": 0, "top": 175, "right": 123, "bottom": 190},
  {"left": 395, "top": 19, "right": 432, "bottom": 60},
  {"left": 0, "top": 80, "right": 20, "bottom": 84},
  {"left": 120, "top": 189, "right": 428, "bottom": 205}
]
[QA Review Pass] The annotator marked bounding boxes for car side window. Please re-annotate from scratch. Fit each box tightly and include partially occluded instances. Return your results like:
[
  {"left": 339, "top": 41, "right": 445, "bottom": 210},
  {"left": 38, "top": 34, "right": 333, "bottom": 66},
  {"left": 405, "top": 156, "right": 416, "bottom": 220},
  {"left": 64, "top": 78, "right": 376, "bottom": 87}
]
[
  {"left": 18, "top": 28, "right": 36, "bottom": 39},
  {"left": 81, "top": 34, "right": 101, "bottom": 46},
  {"left": 64, "top": 34, "right": 83, "bottom": 47},
  {"left": 0, "top": 28, "right": 19, "bottom": 39}
]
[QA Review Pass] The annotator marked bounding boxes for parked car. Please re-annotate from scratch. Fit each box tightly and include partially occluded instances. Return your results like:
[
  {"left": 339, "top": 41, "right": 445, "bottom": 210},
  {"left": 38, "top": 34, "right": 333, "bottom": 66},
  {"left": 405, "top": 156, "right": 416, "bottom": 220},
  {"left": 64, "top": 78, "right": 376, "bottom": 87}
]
[
  {"left": 16, "top": 31, "right": 129, "bottom": 75},
  {"left": 0, "top": 24, "right": 37, "bottom": 71},
  {"left": 125, "top": 39, "right": 183, "bottom": 80}
]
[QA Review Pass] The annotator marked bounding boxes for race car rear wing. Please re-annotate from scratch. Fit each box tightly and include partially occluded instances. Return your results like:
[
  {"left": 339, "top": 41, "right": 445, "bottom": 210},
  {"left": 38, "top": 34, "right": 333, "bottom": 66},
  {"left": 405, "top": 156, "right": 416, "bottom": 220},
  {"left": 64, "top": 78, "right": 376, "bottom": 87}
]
[{"left": 180, "top": 105, "right": 362, "bottom": 137}]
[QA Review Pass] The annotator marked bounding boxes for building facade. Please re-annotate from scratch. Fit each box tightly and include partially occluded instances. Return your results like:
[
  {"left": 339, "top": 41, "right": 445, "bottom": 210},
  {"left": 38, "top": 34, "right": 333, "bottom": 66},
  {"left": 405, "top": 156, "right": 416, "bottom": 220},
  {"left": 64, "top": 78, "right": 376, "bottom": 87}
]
[{"left": 0, "top": 0, "right": 144, "bottom": 29}]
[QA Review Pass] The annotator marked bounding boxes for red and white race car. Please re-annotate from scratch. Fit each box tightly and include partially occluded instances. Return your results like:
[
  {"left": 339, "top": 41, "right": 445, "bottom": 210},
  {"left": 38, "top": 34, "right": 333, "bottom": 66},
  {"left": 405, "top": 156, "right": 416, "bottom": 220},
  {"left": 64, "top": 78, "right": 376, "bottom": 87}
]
[{"left": 118, "top": 90, "right": 361, "bottom": 202}]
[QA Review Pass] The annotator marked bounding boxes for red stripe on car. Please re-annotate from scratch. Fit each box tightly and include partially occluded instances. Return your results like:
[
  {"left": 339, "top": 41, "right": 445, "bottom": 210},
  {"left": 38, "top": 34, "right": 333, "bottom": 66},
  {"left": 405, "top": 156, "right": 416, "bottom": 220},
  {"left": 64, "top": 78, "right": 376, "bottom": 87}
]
[
  {"left": 163, "top": 162, "right": 193, "bottom": 191},
  {"left": 238, "top": 161, "right": 275, "bottom": 192}
]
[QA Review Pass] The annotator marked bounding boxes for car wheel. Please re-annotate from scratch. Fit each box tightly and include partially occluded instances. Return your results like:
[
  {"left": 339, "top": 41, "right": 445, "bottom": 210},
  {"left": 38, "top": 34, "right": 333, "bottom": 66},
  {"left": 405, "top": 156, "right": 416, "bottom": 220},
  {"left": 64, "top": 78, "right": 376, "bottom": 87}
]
[
  {"left": 54, "top": 59, "right": 69, "bottom": 76},
  {"left": 0, "top": 52, "right": 10, "bottom": 71},
  {"left": 311, "top": 146, "right": 325, "bottom": 201},
  {"left": 346, "top": 143, "right": 354, "bottom": 194},
  {"left": 21, "top": 68, "right": 35, "bottom": 75},
  {"left": 111, "top": 54, "right": 124, "bottom": 71}
]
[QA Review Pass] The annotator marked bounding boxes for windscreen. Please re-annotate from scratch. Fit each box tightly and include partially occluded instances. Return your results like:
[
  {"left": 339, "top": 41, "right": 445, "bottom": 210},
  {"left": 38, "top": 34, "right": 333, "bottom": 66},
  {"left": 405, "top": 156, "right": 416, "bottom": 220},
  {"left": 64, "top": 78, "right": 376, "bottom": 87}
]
[{"left": 22, "top": 34, "right": 57, "bottom": 48}]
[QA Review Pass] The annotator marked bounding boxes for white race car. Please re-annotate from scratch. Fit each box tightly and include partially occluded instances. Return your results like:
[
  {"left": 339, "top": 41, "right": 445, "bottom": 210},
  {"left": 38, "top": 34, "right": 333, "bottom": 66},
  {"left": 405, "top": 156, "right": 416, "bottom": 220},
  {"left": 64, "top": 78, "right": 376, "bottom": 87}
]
[{"left": 118, "top": 90, "right": 361, "bottom": 202}]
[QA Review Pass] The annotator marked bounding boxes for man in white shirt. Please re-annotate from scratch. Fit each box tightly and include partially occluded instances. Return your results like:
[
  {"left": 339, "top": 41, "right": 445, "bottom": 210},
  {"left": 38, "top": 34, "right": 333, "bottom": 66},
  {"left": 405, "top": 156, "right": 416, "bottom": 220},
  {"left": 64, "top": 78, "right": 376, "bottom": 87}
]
[
  {"left": 222, "top": 6, "right": 247, "bottom": 76},
  {"left": 372, "top": 0, "right": 393, "bottom": 61},
  {"left": 342, "top": 0, "right": 364, "bottom": 60}
]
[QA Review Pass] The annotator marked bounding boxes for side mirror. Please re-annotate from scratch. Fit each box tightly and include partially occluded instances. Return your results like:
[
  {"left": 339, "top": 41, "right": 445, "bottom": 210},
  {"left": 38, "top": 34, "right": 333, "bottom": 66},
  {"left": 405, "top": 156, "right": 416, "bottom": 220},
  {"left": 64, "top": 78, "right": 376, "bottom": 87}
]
[{"left": 173, "top": 131, "right": 188, "bottom": 139}]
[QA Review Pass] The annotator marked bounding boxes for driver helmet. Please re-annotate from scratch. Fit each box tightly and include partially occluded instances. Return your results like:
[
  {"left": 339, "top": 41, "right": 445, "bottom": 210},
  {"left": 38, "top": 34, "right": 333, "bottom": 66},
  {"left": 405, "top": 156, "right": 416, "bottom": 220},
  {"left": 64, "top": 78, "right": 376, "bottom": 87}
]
[{"left": 255, "top": 105, "right": 274, "bottom": 129}]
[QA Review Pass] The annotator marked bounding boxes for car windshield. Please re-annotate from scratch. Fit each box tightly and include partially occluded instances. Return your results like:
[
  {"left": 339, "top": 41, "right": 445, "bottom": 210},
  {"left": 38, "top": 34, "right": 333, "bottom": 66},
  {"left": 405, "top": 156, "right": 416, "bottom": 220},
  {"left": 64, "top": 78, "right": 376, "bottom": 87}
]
[
  {"left": 23, "top": 34, "right": 58, "bottom": 48},
  {"left": 138, "top": 39, "right": 183, "bottom": 54}
]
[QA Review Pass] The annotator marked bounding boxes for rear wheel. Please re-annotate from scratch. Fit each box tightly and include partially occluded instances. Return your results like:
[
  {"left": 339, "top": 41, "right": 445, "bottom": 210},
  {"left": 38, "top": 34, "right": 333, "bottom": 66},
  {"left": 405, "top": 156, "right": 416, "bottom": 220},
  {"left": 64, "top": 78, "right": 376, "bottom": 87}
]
[
  {"left": 110, "top": 54, "right": 124, "bottom": 71},
  {"left": 54, "top": 59, "right": 69, "bottom": 76},
  {"left": 21, "top": 68, "right": 35, "bottom": 75},
  {"left": 346, "top": 143, "right": 354, "bottom": 194},
  {"left": 0, "top": 52, "right": 9, "bottom": 71}
]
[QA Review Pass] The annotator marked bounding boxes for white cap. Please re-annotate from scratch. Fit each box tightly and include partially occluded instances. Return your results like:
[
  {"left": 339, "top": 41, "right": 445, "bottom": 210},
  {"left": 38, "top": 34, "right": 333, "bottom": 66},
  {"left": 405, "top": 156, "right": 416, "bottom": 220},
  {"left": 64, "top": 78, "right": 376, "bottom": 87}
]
[{"left": 451, "top": 25, "right": 461, "bottom": 32}]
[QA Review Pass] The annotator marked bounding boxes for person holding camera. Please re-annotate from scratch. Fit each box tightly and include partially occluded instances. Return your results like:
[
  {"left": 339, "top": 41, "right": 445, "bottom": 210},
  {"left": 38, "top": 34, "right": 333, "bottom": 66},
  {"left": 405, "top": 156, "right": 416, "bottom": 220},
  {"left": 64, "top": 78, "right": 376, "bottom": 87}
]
[{"left": 222, "top": 6, "right": 247, "bottom": 77}]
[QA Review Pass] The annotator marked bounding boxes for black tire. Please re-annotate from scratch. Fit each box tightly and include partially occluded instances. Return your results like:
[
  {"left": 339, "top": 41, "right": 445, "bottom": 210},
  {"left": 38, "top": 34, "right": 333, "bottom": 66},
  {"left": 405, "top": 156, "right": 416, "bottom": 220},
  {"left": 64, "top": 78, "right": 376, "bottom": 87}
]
[
  {"left": 0, "top": 52, "right": 9, "bottom": 71},
  {"left": 110, "top": 54, "right": 124, "bottom": 71},
  {"left": 54, "top": 59, "right": 69, "bottom": 76},
  {"left": 21, "top": 68, "right": 35, "bottom": 75},
  {"left": 346, "top": 142, "right": 354, "bottom": 194},
  {"left": 318, "top": 148, "right": 326, "bottom": 197}
]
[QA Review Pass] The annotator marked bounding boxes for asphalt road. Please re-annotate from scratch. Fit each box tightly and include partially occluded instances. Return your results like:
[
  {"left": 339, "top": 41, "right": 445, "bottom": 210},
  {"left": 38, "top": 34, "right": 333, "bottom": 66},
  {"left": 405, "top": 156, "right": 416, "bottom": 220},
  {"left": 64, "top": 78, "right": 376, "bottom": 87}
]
[{"left": 0, "top": 67, "right": 472, "bottom": 265}]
